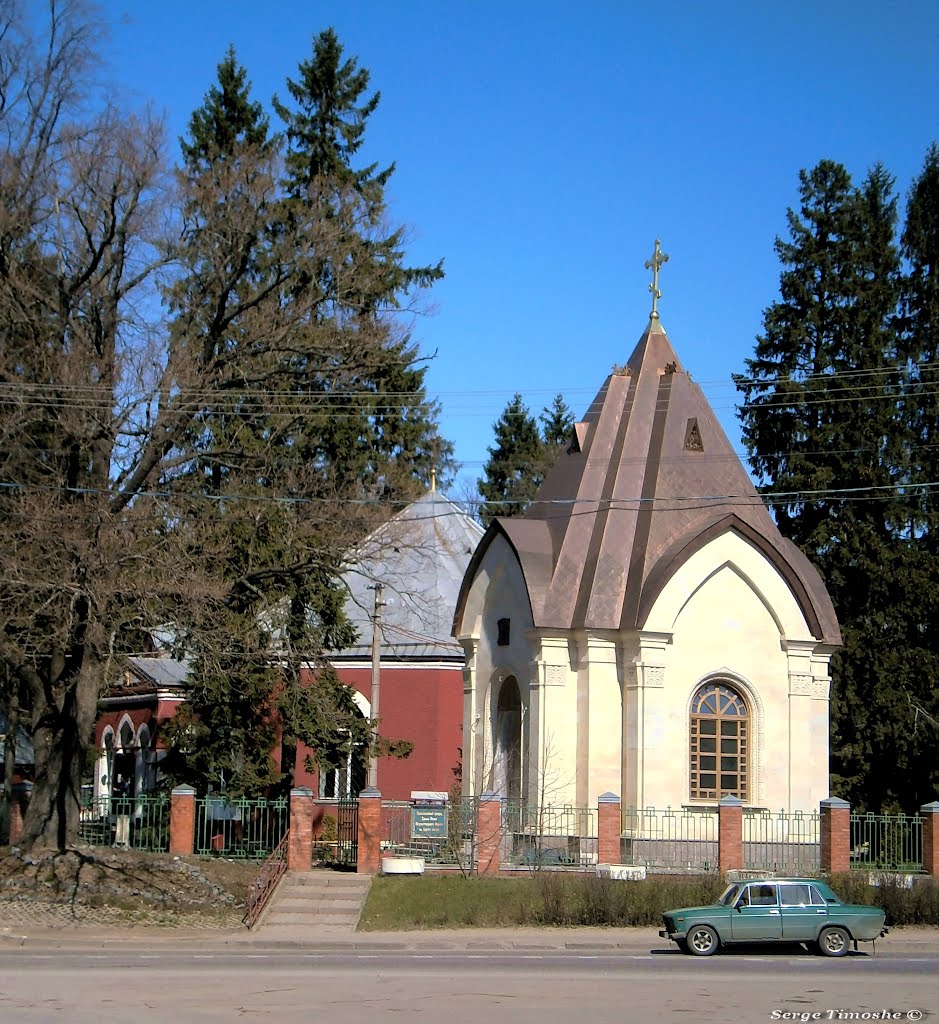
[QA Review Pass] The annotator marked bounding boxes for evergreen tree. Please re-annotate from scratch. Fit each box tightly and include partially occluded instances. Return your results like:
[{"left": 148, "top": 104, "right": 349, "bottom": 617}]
[
  {"left": 180, "top": 45, "right": 271, "bottom": 170},
  {"left": 894, "top": 143, "right": 939, "bottom": 804},
  {"left": 901, "top": 143, "right": 939, "bottom": 553},
  {"left": 540, "top": 393, "right": 575, "bottom": 448},
  {"left": 478, "top": 394, "right": 544, "bottom": 525},
  {"left": 272, "top": 29, "right": 452, "bottom": 499},
  {"left": 735, "top": 158, "right": 939, "bottom": 811},
  {"left": 155, "top": 40, "right": 443, "bottom": 796}
]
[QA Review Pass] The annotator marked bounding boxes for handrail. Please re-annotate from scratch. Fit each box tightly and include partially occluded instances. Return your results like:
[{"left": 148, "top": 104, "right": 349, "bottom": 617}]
[{"left": 244, "top": 829, "right": 289, "bottom": 929}]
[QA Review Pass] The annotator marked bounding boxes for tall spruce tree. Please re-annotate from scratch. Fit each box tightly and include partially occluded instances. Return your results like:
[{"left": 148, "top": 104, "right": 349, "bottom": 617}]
[
  {"left": 895, "top": 143, "right": 939, "bottom": 803},
  {"left": 540, "top": 393, "right": 575, "bottom": 448},
  {"left": 272, "top": 29, "right": 452, "bottom": 499},
  {"left": 478, "top": 394, "right": 545, "bottom": 525},
  {"left": 735, "top": 159, "right": 938, "bottom": 811},
  {"left": 156, "top": 40, "right": 447, "bottom": 796}
]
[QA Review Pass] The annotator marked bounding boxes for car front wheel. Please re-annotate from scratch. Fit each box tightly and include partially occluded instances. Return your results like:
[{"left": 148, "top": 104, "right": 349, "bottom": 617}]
[
  {"left": 686, "top": 924, "right": 720, "bottom": 956},
  {"left": 817, "top": 926, "right": 851, "bottom": 957}
]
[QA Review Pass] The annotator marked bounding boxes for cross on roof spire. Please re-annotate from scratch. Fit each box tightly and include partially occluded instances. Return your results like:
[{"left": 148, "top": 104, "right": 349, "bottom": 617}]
[{"left": 644, "top": 239, "right": 669, "bottom": 320}]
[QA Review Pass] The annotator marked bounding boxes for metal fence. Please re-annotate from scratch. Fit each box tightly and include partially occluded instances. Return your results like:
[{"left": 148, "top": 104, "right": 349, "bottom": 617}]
[
  {"left": 79, "top": 794, "right": 170, "bottom": 852},
  {"left": 849, "top": 812, "right": 924, "bottom": 872},
  {"left": 335, "top": 797, "right": 359, "bottom": 868},
  {"left": 194, "top": 796, "right": 288, "bottom": 859},
  {"left": 621, "top": 806, "right": 719, "bottom": 871},
  {"left": 501, "top": 802, "right": 598, "bottom": 868},
  {"left": 743, "top": 808, "right": 820, "bottom": 874},
  {"left": 381, "top": 798, "right": 479, "bottom": 867}
]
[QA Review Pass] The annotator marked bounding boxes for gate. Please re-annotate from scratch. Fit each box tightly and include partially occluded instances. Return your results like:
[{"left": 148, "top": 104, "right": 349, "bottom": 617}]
[{"left": 336, "top": 797, "right": 358, "bottom": 868}]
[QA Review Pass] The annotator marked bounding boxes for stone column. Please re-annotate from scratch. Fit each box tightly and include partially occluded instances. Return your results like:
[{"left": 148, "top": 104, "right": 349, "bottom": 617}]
[
  {"left": 528, "top": 637, "right": 577, "bottom": 807},
  {"left": 476, "top": 791, "right": 502, "bottom": 876},
  {"left": 718, "top": 795, "right": 743, "bottom": 874},
  {"left": 356, "top": 787, "right": 382, "bottom": 875},
  {"left": 168, "top": 784, "right": 196, "bottom": 856},
  {"left": 820, "top": 797, "right": 851, "bottom": 875},
  {"left": 458, "top": 637, "right": 478, "bottom": 798},
  {"left": 622, "top": 632, "right": 671, "bottom": 812},
  {"left": 597, "top": 792, "right": 621, "bottom": 865},
  {"left": 8, "top": 781, "right": 32, "bottom": 845},
  {"left": 920, "top": 801, "right": 939, "bottom": 878},
  {"left": 287, "top": 786, "right": 313, "bottom": 871}
]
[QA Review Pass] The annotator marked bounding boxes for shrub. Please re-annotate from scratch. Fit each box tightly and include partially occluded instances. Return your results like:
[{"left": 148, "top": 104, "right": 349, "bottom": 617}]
[{"left": 827, "top": 873, "right": 939, "bottom": 926}]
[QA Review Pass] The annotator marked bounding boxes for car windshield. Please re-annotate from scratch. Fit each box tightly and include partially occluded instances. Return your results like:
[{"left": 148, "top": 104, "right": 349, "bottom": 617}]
[{"left": 718, "top": 883, "right": 742, "bottom": 907}]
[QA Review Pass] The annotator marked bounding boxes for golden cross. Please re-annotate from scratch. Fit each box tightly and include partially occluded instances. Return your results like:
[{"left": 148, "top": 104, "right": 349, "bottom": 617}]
[{"left": 644, "top": 239, "right": 669, "bottom": 320}]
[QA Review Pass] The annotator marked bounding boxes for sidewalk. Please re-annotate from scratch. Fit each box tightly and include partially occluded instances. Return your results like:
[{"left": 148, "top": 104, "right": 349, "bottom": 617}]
[{"left": 4, "top": 922, "right": 939, "bottom": 954}]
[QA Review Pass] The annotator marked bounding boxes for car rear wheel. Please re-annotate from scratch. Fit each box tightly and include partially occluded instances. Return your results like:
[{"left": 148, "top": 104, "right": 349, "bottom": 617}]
[
  {"left": 686, "top": 924, "right": 719, "bottom": 956},
  {"left": 817, "top": 926, "right": 850, "bottom": 957}
]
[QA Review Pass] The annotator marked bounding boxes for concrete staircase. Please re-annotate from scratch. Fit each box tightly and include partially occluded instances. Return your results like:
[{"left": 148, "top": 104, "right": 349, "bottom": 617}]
[{"left": 258, "top": 869, "right": 372, "bottom": 934}]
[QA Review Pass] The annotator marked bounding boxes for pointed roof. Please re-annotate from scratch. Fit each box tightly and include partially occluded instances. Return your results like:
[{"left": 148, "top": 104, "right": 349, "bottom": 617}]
[
  {"left": 337, "top": 492, "right": 484, "bottom": 661},
  {"left": 457, "top": 320, "right": 840, "bottom": 643}
]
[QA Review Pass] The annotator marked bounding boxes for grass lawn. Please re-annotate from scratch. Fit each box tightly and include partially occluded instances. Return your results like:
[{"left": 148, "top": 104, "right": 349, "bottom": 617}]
[
  {"left": 357, "top": 872, "right": 725, "bottom": 930},
  {"left": 357, "top": 872, "right": 939, "bottom": 931}
]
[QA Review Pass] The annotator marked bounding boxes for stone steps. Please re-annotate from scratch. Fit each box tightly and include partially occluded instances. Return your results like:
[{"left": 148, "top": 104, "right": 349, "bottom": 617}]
[{"left": 257, "top": 869, "right": 371, "bottom": 933}]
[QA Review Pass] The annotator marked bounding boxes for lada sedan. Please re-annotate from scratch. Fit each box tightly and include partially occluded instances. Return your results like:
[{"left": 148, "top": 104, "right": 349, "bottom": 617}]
[{"left": 660, "top": 878, "right": 887, "bottom": 956}]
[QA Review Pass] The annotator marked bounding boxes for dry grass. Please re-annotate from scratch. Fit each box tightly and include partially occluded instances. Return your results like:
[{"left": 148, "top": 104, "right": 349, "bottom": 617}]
[{"left": 0, "top": 846, "right": 259, "bottom": 928}]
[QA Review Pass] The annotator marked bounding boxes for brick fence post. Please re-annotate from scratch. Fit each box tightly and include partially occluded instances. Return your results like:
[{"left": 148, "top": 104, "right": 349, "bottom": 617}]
[
  {"left": 168, "top": 784, "right": 195, "bottom": 856},
  {"left": 820, "top": 797, "right": 851, "bottom": 875},
  {"left": 288, "top": 786, "right": 313, "bottom": 870},
  {"left": 920, "top": 801, "right": 939, "bottom": 878},
  {"left": 476, "top": 792, "right": 502, "bottom": 876},
  {"left": 8, "top": 781, "right": 32, "bottom": 845},
  {"left": 597, "top": 792, "right": 621, "bottom": 865},
  {"left": 356, "top": 787, "right": 382, "bottom": 874},
  {"left": 718, "top": 795, "right": 743, "bottom": 874}
]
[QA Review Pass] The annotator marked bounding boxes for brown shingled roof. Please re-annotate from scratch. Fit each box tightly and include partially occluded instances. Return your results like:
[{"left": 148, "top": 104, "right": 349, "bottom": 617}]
[{"left": 457, "top": 320, "right": 840, "bottom": 644}]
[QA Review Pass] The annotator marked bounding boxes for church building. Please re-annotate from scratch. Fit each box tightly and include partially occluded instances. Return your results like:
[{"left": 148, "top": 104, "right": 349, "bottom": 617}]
[{"left": 453, "top": 249, "right": 841, "bottom": 814}]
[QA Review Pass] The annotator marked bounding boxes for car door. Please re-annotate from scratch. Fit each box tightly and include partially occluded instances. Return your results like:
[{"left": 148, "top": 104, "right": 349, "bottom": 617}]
[
  {"left": 779, "top": 882, "right": 825, "bottom": 941},
  {"left": 730, "top": 883, "right": 783, "bottom": 941}
]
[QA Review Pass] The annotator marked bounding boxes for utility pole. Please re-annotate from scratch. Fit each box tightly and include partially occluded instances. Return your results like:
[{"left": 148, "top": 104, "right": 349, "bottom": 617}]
[{"left": 367, "top": 583, "right": 384, "bottom": 790}]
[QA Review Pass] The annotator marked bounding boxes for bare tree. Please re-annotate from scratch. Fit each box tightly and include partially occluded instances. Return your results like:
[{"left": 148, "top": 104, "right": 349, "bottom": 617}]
[{"left": 0, "top": 7, "right": 448, "bottom": 847}]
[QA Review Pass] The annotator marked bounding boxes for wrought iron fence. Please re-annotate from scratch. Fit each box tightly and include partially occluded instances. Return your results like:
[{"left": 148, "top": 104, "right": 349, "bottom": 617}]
[
  {"left": 244, "top": 830, "right": 289, "bottom": 928},
  {"left": 743, "top": 808, "right": 820, "bottom": 874},
  {"left": 194, "top": 796, "right": 288, "bottom": 859},
  {"left": 501, "top": 802, "right": 598, "bottom": 868},
  {"left": 849, "top": 812, "right": 924, "bottom": 872},
  {"left": 335, "top": 797, "right": 359, "bottom": 868},
  {"left": 381, "top": 798, "right": 479, "bottom": 867},
  {"left": 620, "top": 806, "right": 718, "bottom": 871},
  {"left": 78, "top": 794, "right": 170, "bottom": 852}
]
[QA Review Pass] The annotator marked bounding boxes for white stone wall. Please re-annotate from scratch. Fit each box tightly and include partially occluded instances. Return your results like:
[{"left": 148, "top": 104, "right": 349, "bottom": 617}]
[
  {"left": 457, "top": 529, "right": 832, "bottom": 814},
  {"left": 455, "top": 534, "right": 535, "bottom": 799}
]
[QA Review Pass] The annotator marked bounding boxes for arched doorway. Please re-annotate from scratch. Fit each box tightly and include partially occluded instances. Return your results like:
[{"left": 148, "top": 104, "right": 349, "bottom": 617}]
[{"left": 492, "top": 676, "right": 522, "bottom": 804}]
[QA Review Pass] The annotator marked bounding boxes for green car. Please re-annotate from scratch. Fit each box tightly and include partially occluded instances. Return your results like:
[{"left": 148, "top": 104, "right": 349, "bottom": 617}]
[{"left": 660, "top": 878, "right": 888, "bottom": 957}]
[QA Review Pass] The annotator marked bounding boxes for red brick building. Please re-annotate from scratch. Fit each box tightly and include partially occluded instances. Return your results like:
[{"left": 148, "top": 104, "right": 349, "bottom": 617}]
[
  {"left": 296, "top": 491, "right": 483, "bottom": 801},
  {"left": 92, "top": 492, "right": 482, "bottom": 803}
]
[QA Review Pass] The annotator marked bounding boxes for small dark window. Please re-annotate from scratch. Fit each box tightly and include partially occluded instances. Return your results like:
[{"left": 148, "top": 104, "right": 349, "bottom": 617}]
[
  {"left": 684, "top": 417, "right": 703, "bottom": 452},
  {"left": 497, "top": 618, "right": 510, "bottom": 646}
]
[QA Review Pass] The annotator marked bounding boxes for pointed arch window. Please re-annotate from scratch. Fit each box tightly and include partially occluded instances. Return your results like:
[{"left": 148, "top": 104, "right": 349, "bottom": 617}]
[{"left": 690, "top": 682, "right": 748, "bottom": 801}]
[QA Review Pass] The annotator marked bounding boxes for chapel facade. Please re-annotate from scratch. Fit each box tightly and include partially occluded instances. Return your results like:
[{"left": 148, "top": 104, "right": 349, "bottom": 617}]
[{"left": 453, "top": 313, "right": 841, "bottom": 814}]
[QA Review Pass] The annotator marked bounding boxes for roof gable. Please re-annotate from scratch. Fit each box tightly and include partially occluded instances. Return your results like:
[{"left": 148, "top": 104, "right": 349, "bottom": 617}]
[{"left": 490, "top": 320, "right": 840, "bottom": 643}]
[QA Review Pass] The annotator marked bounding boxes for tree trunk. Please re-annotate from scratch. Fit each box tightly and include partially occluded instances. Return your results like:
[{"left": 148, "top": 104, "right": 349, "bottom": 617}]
[
  {"left": 1, "top": 678, "right": 16, "bottom": 844},
  {"left": 20, "top": 660, "right": 100, "bottom": 851}
]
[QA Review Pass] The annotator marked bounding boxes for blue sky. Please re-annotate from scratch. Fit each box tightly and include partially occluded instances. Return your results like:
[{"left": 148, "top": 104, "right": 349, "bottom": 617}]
[{"left": 97, "top": 0, "right": 939, "bottom": 495}]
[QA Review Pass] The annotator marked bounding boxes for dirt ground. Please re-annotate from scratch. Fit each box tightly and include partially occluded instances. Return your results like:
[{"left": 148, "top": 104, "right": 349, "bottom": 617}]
[{"left": 0, "top": 845, "right": 258, "bottom": 929}]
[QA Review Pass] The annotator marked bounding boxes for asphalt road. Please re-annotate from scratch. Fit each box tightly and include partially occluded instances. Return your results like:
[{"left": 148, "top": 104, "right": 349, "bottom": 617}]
[{"left": 1, "top": 949, "right": 936, "bottom": 1023}]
